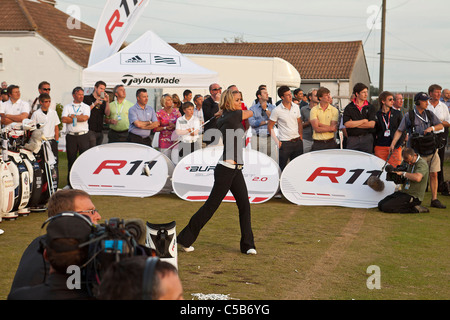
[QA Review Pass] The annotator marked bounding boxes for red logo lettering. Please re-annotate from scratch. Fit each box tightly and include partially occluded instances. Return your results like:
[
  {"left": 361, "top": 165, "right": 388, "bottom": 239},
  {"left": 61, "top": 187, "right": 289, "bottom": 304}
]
[
  {"left": 93, "top": 160, "right": 127, "bottom": 175},
  {"left": 105, "top": 10, "right": 124, "bottom": 45},
  {"left": 306, "top": 167, "right": 346, "bottom": 183}
]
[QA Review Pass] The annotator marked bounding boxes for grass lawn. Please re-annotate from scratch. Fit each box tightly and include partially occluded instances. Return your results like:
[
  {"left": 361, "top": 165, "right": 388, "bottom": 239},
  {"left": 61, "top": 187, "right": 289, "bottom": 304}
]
[{"left": 0, "top": 152, "right": 449, "bottom": 300}]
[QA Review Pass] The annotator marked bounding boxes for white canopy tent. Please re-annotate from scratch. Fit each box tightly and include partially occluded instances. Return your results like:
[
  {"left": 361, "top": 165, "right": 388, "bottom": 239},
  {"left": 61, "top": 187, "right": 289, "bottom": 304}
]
[{"left": 82, "top": 30, "right": 219, "bottom": 88}]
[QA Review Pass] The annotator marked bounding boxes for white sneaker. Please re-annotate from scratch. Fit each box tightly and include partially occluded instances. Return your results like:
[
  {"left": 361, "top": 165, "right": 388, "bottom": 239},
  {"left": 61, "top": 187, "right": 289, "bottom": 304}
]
[
  {"left": 246, "top": 248, "right": 257, "bottom": 255},
  {"left": 63, "top": 185, "right": 71, "bottom": 190},
  {"left": 179, "top": 245, "right": 194, "bottom": 252}
]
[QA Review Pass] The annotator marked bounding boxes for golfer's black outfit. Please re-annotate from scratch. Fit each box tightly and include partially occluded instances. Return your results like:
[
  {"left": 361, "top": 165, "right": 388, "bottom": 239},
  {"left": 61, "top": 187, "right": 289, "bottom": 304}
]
[{"left": 177, "top": 109, "right": 255, "bottom": 253}]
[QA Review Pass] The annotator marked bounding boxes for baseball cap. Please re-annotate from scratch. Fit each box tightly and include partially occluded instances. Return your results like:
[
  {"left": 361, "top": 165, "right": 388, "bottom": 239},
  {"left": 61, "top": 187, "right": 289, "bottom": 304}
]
[
  {"left": 44, "top": 212, "right": 94, "bottom": 252},
  {"left": 414, "top": 92, "right": 429, "bottom": 102},
  {"left": 1, "top": 89, "right": 7, "bottom": 95}
]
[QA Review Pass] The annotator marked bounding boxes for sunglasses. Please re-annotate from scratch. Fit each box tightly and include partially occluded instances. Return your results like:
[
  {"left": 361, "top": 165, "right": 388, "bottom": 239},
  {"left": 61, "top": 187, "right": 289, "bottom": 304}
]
[
  {"left": 77, "top": 209, "right": 99, "bottom": 216},
  {"left": 42, "top": 88, "right": 51, "bottom": 92}
]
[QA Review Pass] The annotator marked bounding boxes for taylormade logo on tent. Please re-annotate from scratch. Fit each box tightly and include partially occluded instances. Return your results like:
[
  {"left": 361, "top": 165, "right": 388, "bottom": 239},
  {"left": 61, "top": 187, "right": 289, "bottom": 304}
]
[{"left": 121, "top": 74, "right": 181, "bottom": 86}]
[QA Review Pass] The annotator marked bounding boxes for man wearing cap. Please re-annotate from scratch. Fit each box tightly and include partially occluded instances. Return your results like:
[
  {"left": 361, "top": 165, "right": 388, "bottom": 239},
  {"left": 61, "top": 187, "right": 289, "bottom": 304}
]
[
  {"left": 9, "top": 189, "right": 101, "bottom": 294},
  {"left": 61, "top": 87, "right": 91, "bottom": 189},
  {"left": 1, "top": 88, "right": 8, "bottom": 102},
  {"left": 8, "top": 211, "right": 94, "bottom": 300},
  {"left": 390, "top": 92, "right": 445, "bottom": 209}
]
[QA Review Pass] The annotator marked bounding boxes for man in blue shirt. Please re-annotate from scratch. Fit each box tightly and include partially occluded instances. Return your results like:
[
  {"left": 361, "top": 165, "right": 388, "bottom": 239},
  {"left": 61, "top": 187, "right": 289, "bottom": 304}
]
[
  {"left": 390, "top": 92, "right": 445, "bottom": 209},
  {"left": 440, "top": 88, "right": 450, "bottom": 109},
  {"left": 249, "top": 87, "right": 277, "bottom": 161},
  {"left": 128, "top": 88, "right": 160, "bottom": 146}
]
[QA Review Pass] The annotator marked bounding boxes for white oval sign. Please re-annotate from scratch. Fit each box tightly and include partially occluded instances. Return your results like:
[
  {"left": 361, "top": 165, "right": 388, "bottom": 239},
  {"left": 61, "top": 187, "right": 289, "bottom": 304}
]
[
  {"left": 172, "top": 146, "right": 280, "bottom": 204},
  {"left": 70, "top": 143, "right": 170, "bottom": 197},
  {"left": 280, "top": 149, "right": 396, "bottom": 208}
]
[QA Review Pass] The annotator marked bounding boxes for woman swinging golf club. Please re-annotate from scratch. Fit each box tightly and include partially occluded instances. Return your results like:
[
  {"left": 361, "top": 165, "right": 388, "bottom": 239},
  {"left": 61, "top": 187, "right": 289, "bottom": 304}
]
[{"left": 177, "top": 89, "right": 257, "bottom": 255}]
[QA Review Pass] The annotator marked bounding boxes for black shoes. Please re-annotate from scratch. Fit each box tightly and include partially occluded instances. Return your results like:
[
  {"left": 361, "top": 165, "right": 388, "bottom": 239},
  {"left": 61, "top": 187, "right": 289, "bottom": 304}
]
[{"left": 430, "top": 199, "right": 446, "bottom": 209}]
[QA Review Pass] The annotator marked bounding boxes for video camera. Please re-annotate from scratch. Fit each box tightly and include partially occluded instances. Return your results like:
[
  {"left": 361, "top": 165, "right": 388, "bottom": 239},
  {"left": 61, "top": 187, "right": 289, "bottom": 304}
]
[
  {"left": 82, "top": 217, "right": 153, "bottom": 297},
  {"left": 385, "top": 163, "right": 408, "bottom": 185}
]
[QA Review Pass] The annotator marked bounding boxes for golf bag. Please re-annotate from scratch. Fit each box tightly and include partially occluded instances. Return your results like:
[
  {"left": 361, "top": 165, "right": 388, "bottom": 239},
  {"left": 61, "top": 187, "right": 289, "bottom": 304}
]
[
  {"left": 145, "top": 221, "right": 178, "bottom": 269},
  {"left": 20, "top": 148, "right": 44, "bottom": 210},
  {"left": 36, "top": 140, "right": 58, "bottom": 206},
  {"left": 6, "top": 151, "right": 31, "bottom": 215},
  {"left": 0, "top": 131, "right": 17, "bottom": 220},
  {"left": 0, "top": 160, "right": 16, "bottom": 220}
]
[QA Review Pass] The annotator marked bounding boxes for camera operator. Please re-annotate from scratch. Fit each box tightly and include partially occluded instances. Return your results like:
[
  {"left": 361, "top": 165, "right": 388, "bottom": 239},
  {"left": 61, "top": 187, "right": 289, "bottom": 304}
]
[
  {"left": 378, "top": 148, "right": 429, "bottom": 213},
  {"left": 8, "top": 213, "right": 95, "bottom": 300},
  {"left": 390, "top": 92, "right": 445, "bottom": 209},
  {"left": 9, "top": 189, "right": 101, "bottom": 293}
]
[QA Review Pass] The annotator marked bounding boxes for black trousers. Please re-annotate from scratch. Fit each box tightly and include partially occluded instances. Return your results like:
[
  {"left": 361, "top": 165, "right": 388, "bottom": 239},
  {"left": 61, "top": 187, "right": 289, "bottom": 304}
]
[
  {"left": 311, "top": 139, "right": 339, "bottom": 151},
  {"left": 346, "top": 134, "right": 374, "bottom": 154},
  {"left": 108, "top": 129, "right": 129, "bottom": 143},
  {"left": 177, "top": 163, "right": 255, "bottom": 253},
  {"left": 88, "top": 130, "right": 103, "bottom": 148},
  {"left": 279, "top": 139, "right": 303, "bottom": 171},
  {"left": 66, "top": 133, "right": 90, "bottom": 185},
  {"left": 378, "top": 191, "right": 421, "bottom": 213},
  {"left": 127, "top": 132, "right": 152, "bottom": 147}
]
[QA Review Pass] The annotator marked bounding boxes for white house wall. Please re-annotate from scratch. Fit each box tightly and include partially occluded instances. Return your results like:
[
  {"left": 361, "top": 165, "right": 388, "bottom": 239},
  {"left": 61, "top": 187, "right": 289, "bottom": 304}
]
[{"left": 0, "top": 32, "right": 83, "bottom": 106}]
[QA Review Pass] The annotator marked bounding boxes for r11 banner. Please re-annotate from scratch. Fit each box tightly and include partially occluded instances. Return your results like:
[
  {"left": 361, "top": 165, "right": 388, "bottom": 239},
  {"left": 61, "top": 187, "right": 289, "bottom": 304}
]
[{"left": 280, "top": 149, "right": 396, "bottom": 208}]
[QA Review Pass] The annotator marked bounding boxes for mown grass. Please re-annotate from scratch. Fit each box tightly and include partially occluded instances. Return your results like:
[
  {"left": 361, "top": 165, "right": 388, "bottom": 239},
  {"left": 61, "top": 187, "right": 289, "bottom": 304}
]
[{"left": 0, "top": 153, "right": 448, "bottom": 300}]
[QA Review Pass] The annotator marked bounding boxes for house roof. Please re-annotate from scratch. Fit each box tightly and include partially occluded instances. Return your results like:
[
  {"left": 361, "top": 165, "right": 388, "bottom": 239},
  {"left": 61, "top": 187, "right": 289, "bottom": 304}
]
[
  {"left": 0, "top": 0, "right": 95, "bottom": 67},
  {"left": 170, "top": 41, "right": 366, "bottom": 81}
]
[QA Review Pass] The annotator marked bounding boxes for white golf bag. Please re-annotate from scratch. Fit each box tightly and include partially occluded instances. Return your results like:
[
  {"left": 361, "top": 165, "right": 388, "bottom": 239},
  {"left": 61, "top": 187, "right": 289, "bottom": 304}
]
[
  {"left": 0, "top": 160, "right": 16, "bottom": 221},
  {"left": 7, "top": 150, "right": 31, "bottom": 216},
  {"left": 0, "top": 131, "right": 16, "bottom": 220},
  {"left": 20, "top": 148, "right": 44, "bottom": 211},
  {"left": 145, "top": 221, "right": 178, "bottom": 269}
]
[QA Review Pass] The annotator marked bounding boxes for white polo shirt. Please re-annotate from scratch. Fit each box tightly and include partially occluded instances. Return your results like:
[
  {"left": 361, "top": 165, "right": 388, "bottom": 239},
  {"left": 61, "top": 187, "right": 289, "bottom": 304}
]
[
  {"left": 62, "top": 102, "right": 90, "bottom": 133},
  {"left": 175, "top": 115, "right": 201, "bottom": 143},
  {"left": 0, "top": 99, "right": 30, "bottom": 116},
  {"left": 427, "top": 101, "right": 450, "bottom": 134},
  {"left": 31, "top": 108, "right": 61, "bottom": 140},
  {"left": 270, "top": 102, "right": 301, "bottom": 141}
]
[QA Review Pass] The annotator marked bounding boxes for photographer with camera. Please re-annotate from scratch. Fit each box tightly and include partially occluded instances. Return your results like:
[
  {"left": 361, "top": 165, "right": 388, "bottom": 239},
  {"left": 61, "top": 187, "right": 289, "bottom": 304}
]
[
  {"left": 390, "top": 92, "right": 445, "bottom": 209},
  {"left": 378, "top": 148, "right": 430, "bottom": 213},
  {"left": 9, "top": 189, "right": 101, "bottom": 293},
  {"left": 8, "top": 212, "right": 95, "bottom": 300}
]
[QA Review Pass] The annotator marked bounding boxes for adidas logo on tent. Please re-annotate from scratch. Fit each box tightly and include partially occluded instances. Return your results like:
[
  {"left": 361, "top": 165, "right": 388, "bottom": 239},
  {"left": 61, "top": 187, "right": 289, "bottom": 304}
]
[{"left": 125, "top": 55, "right": 147, "bottom": 64}]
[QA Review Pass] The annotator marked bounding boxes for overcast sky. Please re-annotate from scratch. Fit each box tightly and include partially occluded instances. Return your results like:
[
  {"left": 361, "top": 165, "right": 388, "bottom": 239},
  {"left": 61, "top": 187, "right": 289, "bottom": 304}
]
[{"left": 56, "top": 0, "right": 450, "bottom": 93}]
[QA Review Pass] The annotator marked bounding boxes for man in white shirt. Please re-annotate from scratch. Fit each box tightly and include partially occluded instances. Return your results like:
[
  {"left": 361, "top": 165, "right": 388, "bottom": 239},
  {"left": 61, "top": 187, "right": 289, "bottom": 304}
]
[
  {"left": 61, "top": 87, "right": 91, "bottom": 188},
  {"left": 268, "top": 86, "right": 303, "bottom": 171},
  {"left": 0, "top": 85, "right": 30, "bottom": 128},
  {"left": 427, "top": 84, "right": 450, "bottom": 192}
]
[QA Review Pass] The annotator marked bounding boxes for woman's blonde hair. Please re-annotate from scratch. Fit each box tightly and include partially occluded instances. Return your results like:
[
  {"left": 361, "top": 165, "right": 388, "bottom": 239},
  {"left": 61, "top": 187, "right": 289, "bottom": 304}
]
[
  {"left": 219, "top": 89, "right": 239, "bottom": 111},
  {"left": 160, "top": 94, "right": 173, "bottom": 108}
]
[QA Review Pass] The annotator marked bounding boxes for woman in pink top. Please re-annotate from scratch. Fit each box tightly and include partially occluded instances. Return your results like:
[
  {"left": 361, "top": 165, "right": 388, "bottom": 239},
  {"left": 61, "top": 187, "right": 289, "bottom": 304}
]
[{"left": 155, "top": 94, "right": 181, "bottom": 159}]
